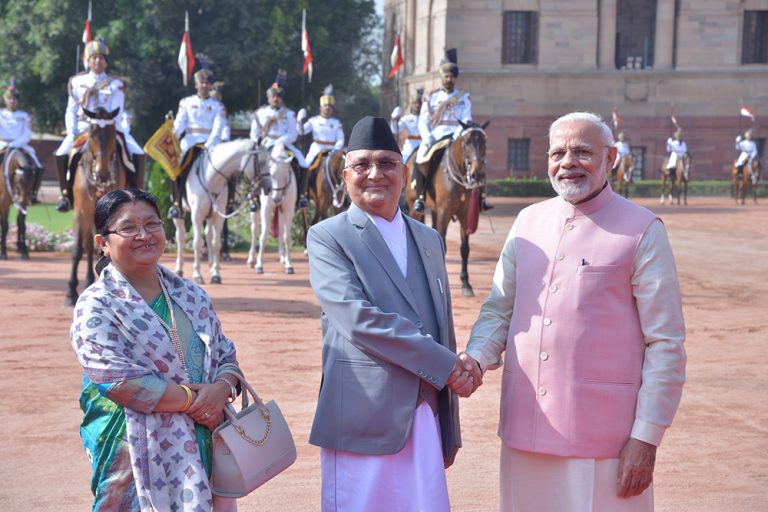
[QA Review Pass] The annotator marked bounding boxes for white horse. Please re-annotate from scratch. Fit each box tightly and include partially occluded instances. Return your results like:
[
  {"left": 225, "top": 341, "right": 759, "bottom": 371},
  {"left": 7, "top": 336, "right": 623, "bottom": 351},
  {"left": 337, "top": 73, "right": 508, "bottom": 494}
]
[
  {"left": 248, "top": 142, "right": 297, "bottom": 274},
  {"left": 173, "top": 138, "right": 262, "bottom": 284}
]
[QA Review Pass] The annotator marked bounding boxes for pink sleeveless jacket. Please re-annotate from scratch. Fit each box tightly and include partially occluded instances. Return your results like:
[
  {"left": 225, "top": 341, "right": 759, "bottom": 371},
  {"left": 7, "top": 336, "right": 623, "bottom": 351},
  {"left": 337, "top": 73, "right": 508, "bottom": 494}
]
[{"left": 500, "top": 186, "right": 656, "bottom": 458}]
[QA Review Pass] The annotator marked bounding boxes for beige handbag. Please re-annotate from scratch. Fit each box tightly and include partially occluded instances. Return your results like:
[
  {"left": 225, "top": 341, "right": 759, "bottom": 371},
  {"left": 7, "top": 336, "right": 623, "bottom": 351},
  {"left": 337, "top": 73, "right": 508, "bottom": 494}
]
[{"left": 211, "top": 375, "right": 297, "bottom": 498}]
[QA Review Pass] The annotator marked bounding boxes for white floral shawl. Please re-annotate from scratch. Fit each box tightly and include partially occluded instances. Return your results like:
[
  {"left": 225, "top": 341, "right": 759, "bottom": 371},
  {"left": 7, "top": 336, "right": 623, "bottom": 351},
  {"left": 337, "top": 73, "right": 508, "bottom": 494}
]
[{"left": 71, "top": 264, "right": 238, "bottom": 511}]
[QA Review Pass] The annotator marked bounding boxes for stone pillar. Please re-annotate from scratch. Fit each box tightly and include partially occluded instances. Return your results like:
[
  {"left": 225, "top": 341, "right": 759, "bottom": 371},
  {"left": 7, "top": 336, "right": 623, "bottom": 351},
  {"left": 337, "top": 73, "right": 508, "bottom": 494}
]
[
  {"left": 599, "top": 0, "right": 618, "bottom": 69},
  {"left": 654, "top": 0, "right": 676, "bottom": 69}
]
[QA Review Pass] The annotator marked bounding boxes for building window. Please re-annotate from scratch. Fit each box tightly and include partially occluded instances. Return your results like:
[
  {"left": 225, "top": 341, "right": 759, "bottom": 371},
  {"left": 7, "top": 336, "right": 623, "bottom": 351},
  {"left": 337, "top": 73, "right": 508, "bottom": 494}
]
[
  {"left": 743, "top": 11, "right": 768, "bottom": 64},
  {"left": 630, "top": 146, "right": 645, "bottom": 180},
  {"left": 755, "top": 138, "right": 766, "bottom": 159},
  {"left": 502, "top": 11, "right": 538, "bottom": 64},
  {"left": 507, "top": 138, "right": 530, "bottom": 172},
  {"left": 615, "top": 0, "right": 657, "bottom": 69}
]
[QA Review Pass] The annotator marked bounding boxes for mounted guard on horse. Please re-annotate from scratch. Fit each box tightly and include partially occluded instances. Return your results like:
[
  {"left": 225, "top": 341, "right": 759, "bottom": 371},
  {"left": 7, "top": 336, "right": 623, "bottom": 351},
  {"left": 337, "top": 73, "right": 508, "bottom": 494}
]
[
  {"left": 412, "top": 49, "right": 492, "bottom": 214},
  {"left": 168, "top": 64, "right": 226, "bottom": 219},
  {"left": 298, "top": 84, "right": 348, "bottom": 221},
  {"left": 250, "top": 69, "right": 310, "bottom": 209},
  {"left": 661, "top": 128, "right": 690, "bottom": 204},
  {"left": 0, "top": 80, "right": 43, "bottom": 205},
  {"left": 390, "top": 87, "right": 424, "bottom": 165},
  {"left": 611, "top": 131, "right": 634, "bottom": 197},
  {"left": 54, "top": 39, "right": 144, "bottom": 213},
  {"left": 733, "top": 128, "right": 760, "bottom": 204}
]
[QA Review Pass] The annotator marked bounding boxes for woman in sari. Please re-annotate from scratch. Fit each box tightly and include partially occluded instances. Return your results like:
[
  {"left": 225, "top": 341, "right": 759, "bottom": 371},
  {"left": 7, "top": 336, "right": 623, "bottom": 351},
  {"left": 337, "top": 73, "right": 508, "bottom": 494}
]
[{"left": 70, "top": 188, "right": 241, "bottom": 511}]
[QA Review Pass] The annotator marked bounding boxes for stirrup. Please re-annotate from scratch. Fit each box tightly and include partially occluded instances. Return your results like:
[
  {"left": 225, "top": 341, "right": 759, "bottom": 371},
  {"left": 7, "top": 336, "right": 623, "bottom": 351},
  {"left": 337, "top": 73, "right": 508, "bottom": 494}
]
[
  {"left": 413, "top": 198, "right": 426, "bottom": 213},
  {"left": 167, "top": 205, "right": 181, "bottom": 219},
  {"left": 56, "top": 196, "right": 71, "bottom": 213}
]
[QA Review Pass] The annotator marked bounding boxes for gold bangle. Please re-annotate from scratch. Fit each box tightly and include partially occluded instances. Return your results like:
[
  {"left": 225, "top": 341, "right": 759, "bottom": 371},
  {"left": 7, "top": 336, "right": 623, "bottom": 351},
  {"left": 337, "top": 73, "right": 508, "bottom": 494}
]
[{"left": 179, "top": 384, "right": 194, "bottom": 412}]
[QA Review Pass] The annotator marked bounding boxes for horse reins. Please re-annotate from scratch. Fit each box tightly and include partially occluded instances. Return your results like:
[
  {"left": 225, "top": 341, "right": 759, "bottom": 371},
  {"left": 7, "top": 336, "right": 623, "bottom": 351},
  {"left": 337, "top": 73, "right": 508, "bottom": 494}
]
[{"left": 444, "top": 127, "right": 485, "bottom": 189}]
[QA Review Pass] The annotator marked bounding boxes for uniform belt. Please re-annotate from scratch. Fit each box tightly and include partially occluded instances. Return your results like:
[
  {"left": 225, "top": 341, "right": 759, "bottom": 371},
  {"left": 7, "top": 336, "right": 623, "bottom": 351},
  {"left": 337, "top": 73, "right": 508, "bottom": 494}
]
[
  {"left": 188, "top": 127, "right": 212, "bottom": 134},
  {"left": 438, "top": 120, "right": 459, "bottom": 126},
  {"left": 406, "top": 135, "right": 422, "bottom": 140},
  {"left": 417, "top": 380, "right": 439, "bottom": 416},
  {"left": 314, "top": 140, "right": 336, "bottom": 145},
  {"left": 265, "top": 134, "right": 279, "bottom": 139}
]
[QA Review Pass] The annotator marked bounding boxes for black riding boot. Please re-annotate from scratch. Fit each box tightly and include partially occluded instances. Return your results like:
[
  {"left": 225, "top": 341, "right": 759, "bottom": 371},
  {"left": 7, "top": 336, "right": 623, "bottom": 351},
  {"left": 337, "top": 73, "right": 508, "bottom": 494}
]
[
  {"left": 168, "top": 173, "right": 186, "bottom": 219},
  {"left": 412, "top": 164, "right": 428, "bottom": 213},
  {"left": 55, "top": 155, "right": 71, "bottom": 212},
  {"left": 30, "top": 165, "right": 44, "bottom": 204},
  {"left": 129, "top": 154, "right": 146, "bottom": 190},
  {"left": 480, "top": 186, "right": 494, "bottom": 211},
  {"left": 296, "top": 166, "right": 309, "bottom": 209}
]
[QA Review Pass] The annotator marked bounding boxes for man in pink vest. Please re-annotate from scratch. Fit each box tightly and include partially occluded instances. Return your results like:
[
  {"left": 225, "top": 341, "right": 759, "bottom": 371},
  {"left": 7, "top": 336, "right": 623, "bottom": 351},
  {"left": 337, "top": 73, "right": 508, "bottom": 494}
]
[{"left": 464, "top": 112, "right": 686, "bottom": 511}]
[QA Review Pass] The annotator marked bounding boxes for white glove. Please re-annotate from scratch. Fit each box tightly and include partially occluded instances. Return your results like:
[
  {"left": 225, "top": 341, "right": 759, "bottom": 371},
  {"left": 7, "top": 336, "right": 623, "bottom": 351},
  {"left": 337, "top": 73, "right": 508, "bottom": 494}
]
[
  {"left": 297, "top": 108, "right": 307, "bottom": 123},
  {"left": 736, "top": 135, "right": 743, "bottom": 142},
  {"left": 390, "top": 106, "right": 402, "bottom": 119}
]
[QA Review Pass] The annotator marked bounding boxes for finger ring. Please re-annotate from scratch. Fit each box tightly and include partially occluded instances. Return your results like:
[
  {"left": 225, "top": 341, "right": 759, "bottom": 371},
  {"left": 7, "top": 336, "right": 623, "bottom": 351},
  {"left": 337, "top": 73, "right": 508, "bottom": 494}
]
[{"left": 203, "top": 412, "right": 210, "bottom": 418}]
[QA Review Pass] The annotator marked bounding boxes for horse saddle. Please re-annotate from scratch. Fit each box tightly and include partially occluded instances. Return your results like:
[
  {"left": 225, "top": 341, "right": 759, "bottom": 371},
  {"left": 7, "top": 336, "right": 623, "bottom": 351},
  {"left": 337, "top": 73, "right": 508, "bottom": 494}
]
[
  {"left": 416, "top": 136, "right": 451, "bottom": 165},
  {"left": 309, "top": 149, "right": 332, "bottom": 172}
]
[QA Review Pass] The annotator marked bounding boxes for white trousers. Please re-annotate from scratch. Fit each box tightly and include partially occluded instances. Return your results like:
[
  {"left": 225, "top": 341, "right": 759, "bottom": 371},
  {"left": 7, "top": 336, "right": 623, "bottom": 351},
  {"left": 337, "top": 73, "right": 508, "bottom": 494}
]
[
  {"left": 321, "top": 402, "right": 449, "bottom": 512},
  {"left": 500, "top": 445, "right": 653, "bottom": 512}
]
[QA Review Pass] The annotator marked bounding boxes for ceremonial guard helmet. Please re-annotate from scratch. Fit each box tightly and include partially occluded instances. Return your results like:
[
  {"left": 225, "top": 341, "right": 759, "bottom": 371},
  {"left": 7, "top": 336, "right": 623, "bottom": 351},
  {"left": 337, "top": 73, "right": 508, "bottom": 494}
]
[
  {"left": 267, "top": 69, "right": 288, "bottom": 98},
  {"left": 439, "top": 48, "right": 459, "bottom": 77},
  {"left": 3, "top": 78, "right": 19, "bottom": 101},
  {"left": 320, "top": 84, "right": 335, "bottom": 107},
  {"left": 84, "top": 39, "right": 109, "bottom": 61},
  {"left": 210, "top": 81, "right": 225, "bottom": 102}
]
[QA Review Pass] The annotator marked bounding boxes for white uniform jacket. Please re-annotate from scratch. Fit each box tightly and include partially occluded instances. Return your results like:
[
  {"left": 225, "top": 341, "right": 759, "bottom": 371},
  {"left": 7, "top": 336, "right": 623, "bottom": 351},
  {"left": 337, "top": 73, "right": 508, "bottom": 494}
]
[
  {"left": 0, "top": 108, "right": 42, "bottom": 166},
  {"left": 665, "top": 138, "right": 688, "bottom": 169},
  {"left": 56, "top": 71, "right": 143, "bottom": 156},
  {"left": 416, "top": 88, "right": 472, "bottom": 161},
  {"left": 300, "top": 115, "right": 344, "bottom": 166},
  {"left": 735, "top": 137, "right": 758, "bottom": 166},
  {"left": 396, "top": 113, "right": 421, "bottom": 163},
  {"left": 173, "top": 94, "right": 225, "bottom": 156},
  {"left": 250, "top": 105, "right": 306, "bottom": 167}
]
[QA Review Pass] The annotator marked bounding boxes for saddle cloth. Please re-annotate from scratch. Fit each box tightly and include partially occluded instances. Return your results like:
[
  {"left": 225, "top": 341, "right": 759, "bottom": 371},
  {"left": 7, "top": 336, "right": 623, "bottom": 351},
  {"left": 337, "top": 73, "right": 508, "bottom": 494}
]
[
  {"left": 416, "top": 136, "right": 451, "bottom": 165},
  {"left": 309, "top": 149, "right": 332, "bottom": 172},
  {"left": 71, "top": 132, "right": 135, "bottom": 173}
]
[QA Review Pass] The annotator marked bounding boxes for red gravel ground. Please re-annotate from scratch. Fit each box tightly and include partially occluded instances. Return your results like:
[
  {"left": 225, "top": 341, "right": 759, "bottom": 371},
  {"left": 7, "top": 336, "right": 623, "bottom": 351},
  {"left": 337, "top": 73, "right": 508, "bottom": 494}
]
[{"left": 0, "top": 196, "right": 766, "bottom": 511}]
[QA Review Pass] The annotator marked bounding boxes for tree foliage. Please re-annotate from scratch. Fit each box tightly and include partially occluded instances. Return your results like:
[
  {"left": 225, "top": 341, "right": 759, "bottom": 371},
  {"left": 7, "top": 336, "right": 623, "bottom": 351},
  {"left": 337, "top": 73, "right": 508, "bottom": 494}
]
[{"left": 0, "top": 0, "right": 381, "bottom": 142}]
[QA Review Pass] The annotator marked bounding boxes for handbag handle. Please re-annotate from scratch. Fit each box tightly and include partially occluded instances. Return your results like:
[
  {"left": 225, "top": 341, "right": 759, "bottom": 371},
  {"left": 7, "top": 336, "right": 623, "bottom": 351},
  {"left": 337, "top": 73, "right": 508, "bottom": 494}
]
[{"left": 220, "top": 373, "right": 272, "bottom": 446}]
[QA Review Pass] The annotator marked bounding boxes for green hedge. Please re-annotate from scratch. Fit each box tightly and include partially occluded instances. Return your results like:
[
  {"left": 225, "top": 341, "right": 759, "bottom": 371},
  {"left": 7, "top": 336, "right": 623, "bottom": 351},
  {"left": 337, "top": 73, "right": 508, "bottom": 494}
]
[{"left": 488, "top": 178, "right": 767, "bottom": 198}]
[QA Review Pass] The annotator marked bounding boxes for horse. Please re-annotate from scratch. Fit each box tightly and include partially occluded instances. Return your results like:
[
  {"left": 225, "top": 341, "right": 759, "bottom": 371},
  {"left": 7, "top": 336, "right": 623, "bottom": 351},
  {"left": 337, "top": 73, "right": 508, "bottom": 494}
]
[
  {"left": 249, "top": 142, "right": 297, "bottom": 274},
  {"left": 298, "top": 149, "right": 348, "bottom": 248},
  {"left": 66, "top": 107, "right": 127, "bottom": 306},
  {"left": 611, "top": 153, "right": 634, "bottom": 198},
  {"left": 732, "top": 158, "right": 761, "bottom": 205},
  {"left": 0, "top": 148, "right": 36, "bottom": 260},
  {"left": 660, "top": 152, "right": 691, "bottom": 205},
  {"left": 172, "top": 138, "right": 262, "bottom": 284},
  {"left": 405, "top": 121, "right": 489, "bottom": 297},
  {"left": 308, "top": 149, "right": 348, "bottom": 226}
]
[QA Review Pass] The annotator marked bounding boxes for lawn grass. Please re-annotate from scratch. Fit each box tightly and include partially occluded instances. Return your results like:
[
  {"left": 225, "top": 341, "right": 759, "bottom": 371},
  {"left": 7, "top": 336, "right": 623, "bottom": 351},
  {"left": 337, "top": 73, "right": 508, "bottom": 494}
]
[{"left": 9, "top": 204, "right": 74, "bottom": 233}]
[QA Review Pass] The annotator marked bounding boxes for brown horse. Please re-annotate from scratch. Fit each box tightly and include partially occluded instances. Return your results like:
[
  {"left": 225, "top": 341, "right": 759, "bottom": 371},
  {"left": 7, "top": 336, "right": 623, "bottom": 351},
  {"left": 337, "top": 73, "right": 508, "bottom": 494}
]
[
  {"left": 660, "top": 153, "right": 691, "bottom": 205},
  {"left": 66, "top": 107, "right": 127, "bottom": 306},
  {"left": 732, "top": 158, "right": 761, "bottom": 205},
  {"left": 0, "top": 148, "right": 36, "bottom": 260},
  {"left": 611, "top": 153, "right": 634, "bottom": 198},
  {"left": 405, "top": 121, "right": 489, "bottom": 297},
  {"left": 299, "top": 150, "right": 348, "bottom": 249}
]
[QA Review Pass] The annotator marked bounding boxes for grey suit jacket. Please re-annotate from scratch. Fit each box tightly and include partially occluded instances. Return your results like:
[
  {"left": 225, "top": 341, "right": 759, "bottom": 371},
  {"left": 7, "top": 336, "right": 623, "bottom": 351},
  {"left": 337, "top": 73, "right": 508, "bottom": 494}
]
[{"left": 307, "top": 203, "right": 461, "bottom": 466}]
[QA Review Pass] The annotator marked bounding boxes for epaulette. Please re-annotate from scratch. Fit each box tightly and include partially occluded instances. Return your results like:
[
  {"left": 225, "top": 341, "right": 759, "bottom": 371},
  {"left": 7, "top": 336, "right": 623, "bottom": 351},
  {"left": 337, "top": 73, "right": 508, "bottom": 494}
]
[{"left": 428, "top": 87, "right": 441, "bottom": 97}]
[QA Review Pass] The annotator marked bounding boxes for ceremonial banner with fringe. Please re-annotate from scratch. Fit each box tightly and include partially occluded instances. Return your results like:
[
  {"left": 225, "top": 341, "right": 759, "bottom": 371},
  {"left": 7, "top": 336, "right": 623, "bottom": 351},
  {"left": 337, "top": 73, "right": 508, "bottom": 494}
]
[{"left": 144, "top": 119, "right": 182, "bottom": 181}]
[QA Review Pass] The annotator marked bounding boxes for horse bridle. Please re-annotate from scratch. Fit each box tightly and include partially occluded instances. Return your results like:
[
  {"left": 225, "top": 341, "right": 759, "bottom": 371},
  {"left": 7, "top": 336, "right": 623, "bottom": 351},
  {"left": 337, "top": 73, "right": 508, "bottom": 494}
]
[
  {"left": 2, "top": 148, "right": 34, "bottom": 214},
  {"left": 80, "top": 128, "right": 120, "bottom": 198},
  {"left": 445, "top": 127, "right": 486, "bottom": 189}
]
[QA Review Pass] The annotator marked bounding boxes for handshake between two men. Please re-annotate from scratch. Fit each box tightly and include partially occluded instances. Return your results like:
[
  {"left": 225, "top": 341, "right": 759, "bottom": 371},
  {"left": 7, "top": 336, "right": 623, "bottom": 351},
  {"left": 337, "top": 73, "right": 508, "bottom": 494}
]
[{"left": 445, "top": 352, "right": 483, "bottom": 398}]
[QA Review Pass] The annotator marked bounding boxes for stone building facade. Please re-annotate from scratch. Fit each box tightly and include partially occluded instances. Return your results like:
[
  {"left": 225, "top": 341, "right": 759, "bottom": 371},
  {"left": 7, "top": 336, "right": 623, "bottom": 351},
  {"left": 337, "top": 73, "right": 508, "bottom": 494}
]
[{"left": 382, "top": 0, "right": 768, "bottom": 180}]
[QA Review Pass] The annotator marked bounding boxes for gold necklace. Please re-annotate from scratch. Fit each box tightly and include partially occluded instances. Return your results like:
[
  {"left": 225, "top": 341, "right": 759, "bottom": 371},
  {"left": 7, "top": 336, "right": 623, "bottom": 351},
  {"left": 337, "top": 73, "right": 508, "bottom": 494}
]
[{"left": 151, "top": 275, "right": 187, "bottom": 373}]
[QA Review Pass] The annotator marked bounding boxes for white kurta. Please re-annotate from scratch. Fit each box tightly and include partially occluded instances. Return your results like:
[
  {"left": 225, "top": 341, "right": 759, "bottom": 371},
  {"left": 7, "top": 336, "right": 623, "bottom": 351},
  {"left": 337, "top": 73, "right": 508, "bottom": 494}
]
[
  {"left": 321, "top": 402, "right": 449, "bottom": 512},
  {"left": 500, "top": 446, "right": 652, "bottom": 512}
]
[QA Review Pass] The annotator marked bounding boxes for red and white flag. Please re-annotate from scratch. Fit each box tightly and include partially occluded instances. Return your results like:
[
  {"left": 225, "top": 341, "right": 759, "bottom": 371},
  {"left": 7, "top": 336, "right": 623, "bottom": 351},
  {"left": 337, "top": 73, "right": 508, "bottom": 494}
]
[
  {"left": 611, "top": 107, "right": 621, "bottom": 130},
  {"left": 178, "top": 11, "right": 195, "bottom": 87},
  {"left": 82, "top": 1, "right": 92, "bottom": 44},
  {"left": 740, "top": 104, "right": 755, "bottom": 121},
  {"left": 388, "top": 33, "right": 403, "bottom": 79},
  {"left": 302, "top": 9, "right": 313, "bottom": 82}
]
